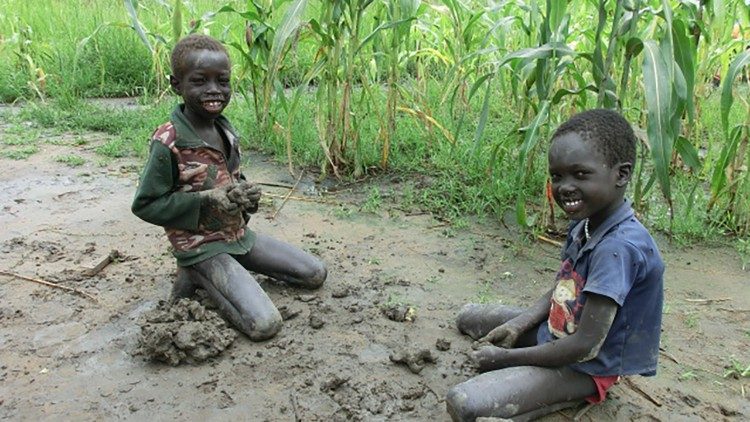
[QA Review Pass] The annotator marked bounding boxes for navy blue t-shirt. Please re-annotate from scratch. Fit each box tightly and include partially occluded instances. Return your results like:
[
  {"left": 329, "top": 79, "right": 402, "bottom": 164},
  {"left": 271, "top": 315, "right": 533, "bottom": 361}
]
[{"left": 537, "top": 200, "right": 664, "bottom": 376}]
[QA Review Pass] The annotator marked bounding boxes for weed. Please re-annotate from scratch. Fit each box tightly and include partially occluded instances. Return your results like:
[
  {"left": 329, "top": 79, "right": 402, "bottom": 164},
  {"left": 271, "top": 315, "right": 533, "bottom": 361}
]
[
  {"left": 735, "top": 239, "right": 750, "bottom": 271},
  {"left": 55, "top": 154, "right": 85, "bottom": 167},
  {"left": 367, "top": 257, "right": 381, "bottom": 265},
  {"left": 2, "top": 145, "right": 38, "bottom": 160},
  {"left": 95, "top": 139, "right": 127, "bottom": 158},
  {"left": 678, "top": 370, "right": 699, "bottom": 381},
  {"left": 362, "top": 187, "right": 382, "bottom": 213},
  {"left": 426, "top": 275, "right": 439, "bottom": 284},
  {"left": 723, "top": 357, "right": 750, "bottom": 379},
  {"left": 683, "top": 312, "right": 700, "bottom": 330},
  {"left": 333, "top": 205, "right": 355, "bottom": 220},
  {"left": 475, "top": 279, "right": 497, "bottom": 304}
]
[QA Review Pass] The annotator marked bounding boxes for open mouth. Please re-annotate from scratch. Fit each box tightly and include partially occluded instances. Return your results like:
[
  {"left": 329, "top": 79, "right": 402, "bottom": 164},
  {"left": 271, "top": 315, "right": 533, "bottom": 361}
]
[
  {"left": 561, "top": 199, "right": 583, "bottom": 214},
  {"left": 202, "top": 100, "right": 224, "bottom": 113}
]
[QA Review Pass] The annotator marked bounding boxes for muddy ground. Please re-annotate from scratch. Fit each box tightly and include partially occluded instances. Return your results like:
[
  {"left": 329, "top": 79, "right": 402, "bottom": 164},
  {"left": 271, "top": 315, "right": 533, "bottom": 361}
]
[{"left": 0, "top": 105, "right": 748, "bottom": 421}]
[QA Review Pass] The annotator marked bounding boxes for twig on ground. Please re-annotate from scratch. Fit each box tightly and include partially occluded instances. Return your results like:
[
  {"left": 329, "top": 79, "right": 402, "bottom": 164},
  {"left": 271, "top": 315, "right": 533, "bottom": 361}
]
[
  {"left": 659, "top": 348, "right": 680, "bottom": 364},
  {"left": 257, "top": 181, "right": 295, "bottom": 189},
  {"left": 718, "top": 307, "right": 750, "bottom": 312},
  {"left": 537, "top": 235, "right": 563, "bottom": 248},
  {"left": 0, "top": 270, "right": 97, "bottom": 303},
  {"left": 272, "top": 171, "right": 304, "bottom": 220},
  {"left": 81, "top": 249, "right": 121, "bottom": 277},
  {"left": 623, "top": 377, "right": 662, "bottom": 407},
  {"left": 573, "top": 402, "right": 595, "bottom": 421},
  {"left": 263, "top": 192, "right": 339, "bottom": 205},
  {"left": 685, "top": 297, "right": 731, "bottom": 304}
]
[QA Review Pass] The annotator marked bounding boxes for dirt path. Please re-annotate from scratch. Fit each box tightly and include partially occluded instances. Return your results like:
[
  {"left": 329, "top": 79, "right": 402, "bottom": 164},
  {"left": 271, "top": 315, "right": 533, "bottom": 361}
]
[{"left": 0, "top": 118, "right": 748, "bottom": 421}]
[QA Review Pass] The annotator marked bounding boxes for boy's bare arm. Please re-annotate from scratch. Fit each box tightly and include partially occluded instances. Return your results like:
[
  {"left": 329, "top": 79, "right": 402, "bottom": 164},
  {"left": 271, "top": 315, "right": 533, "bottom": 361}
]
[
  {"left": 472, "top": 293, "right": 618, "bottom": 371},
  {"left": 479, "top": 287, "right": 554, "bottom": 347}
]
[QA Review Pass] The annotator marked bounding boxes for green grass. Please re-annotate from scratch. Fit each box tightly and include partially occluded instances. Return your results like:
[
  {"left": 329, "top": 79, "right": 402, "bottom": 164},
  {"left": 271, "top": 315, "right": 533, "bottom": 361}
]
[
  {"left": 2, "top": 145, "right": 38, "bottom": 160},
  {"left": 55, "top": 154, "right": 86, "bottom": 167}
]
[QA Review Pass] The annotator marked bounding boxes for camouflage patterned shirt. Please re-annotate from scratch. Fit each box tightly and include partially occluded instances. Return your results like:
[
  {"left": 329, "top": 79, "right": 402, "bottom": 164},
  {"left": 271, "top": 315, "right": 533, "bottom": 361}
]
[{"left": 131, "top": 105, "right": 255, "bottom": 266}]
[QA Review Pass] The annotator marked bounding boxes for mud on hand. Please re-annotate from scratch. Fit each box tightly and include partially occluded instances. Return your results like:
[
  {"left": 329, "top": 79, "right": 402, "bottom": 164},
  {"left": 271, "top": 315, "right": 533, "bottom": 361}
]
[{"left": 227, "top": 181, "right": 262, "bottom": 214}]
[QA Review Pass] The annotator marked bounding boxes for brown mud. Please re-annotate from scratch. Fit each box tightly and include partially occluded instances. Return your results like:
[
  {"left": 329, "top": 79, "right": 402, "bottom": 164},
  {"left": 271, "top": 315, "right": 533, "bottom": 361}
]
[{"left": 0, "top": 108, "right": 749, "bottom": 420}]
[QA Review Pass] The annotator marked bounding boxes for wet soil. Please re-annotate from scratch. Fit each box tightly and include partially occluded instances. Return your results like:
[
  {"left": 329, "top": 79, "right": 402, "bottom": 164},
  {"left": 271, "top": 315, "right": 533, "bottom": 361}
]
[{"left": 0, "top": 111, "right": 748, "bottom": 420}]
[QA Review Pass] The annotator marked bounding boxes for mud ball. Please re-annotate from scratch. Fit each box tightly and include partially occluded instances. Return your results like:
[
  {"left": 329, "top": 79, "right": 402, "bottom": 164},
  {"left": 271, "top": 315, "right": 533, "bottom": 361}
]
[
  {"left": 436, "top": 338, "right": 451, "bottom": 351},
  {"left": 135, "top": 299, "right": 237, "bottom": 366}
]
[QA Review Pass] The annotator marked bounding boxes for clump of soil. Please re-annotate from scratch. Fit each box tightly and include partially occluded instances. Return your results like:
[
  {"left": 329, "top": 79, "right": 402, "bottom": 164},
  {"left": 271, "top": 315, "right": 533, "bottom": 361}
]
[
  {"left": 136, "top": 299, "right": 237, "bottom": 366},
  {"left": 382, "top": 303, "right": 416, "bottom": 322},
  {"left": 389, "top": 347, "right": 437, "bottom": 374}
]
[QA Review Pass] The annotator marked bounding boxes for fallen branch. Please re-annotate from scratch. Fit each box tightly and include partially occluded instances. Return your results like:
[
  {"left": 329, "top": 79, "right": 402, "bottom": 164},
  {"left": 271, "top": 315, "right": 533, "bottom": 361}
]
[
  {"left": 537, "top": 235, "right": 563, "bottom": 248},
  {"left": 685, "top": 297, "right": 731, "bottom": 304},
  {"left": 263, "top": 192, "right": 340, "bottom": 205},
  {"left": 573, "top": 402, "right": 595, "bottom": 421},
  {"left": 257, "top": 181, "right": 295, "bottom": 189},
  {"left": 81, "top": 249, "right": 121, "bottom": 277},
  {"left": 659, "top": 348, "right": 680, "bottom": 364},
  {"left": 623, "top": 377, "right": 662, "bottom": 407},
  {"left": 271, "top": 170, "right": 304, "bottom": 220},
  {"left": 0, "top": 270, "right": 97, "bottom": 303}
]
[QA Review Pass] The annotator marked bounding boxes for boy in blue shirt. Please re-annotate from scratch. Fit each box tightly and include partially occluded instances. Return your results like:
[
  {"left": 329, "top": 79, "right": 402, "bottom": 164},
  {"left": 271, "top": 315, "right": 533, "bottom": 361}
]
[
  {"left": 446, "top": 109, "right": 664, "bottom": 421},
  {"left": 132, "top": 35, "right": 327, "bottom": 341}
]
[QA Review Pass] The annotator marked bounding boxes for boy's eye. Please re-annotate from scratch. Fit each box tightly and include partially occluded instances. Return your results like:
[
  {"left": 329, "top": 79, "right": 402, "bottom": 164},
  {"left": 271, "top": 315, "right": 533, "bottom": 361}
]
[
  {"left": 550, "top": 174, "right": 561, "bottom": 183},
  {"left": 574, "top": 170, "right": 590, "bottom": 178}
]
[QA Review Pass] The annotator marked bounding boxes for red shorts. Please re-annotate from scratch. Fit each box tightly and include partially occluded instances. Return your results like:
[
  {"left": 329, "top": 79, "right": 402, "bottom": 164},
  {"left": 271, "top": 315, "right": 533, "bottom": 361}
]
[{"left": 585, "top": 375, "right": 620, "bottom": 404}]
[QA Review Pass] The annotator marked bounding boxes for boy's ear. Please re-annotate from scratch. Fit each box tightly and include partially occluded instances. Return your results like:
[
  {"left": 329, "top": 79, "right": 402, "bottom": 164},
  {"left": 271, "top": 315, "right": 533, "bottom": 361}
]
[
  {"left": 169, "top": 75, "right": 181, "bottom": 94},
  {"left": 615, "top": 162, "right": 633, "bottom": 188}
]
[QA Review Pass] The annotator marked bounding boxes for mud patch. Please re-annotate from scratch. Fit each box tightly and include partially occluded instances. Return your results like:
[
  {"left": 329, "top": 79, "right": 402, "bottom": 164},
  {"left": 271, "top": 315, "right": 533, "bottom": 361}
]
[
  {"left": 390, "top": 347, "right": 437, "bottom": 374},
  {"left": 136, "top": 299, "right": 237, "bottom": 366}
]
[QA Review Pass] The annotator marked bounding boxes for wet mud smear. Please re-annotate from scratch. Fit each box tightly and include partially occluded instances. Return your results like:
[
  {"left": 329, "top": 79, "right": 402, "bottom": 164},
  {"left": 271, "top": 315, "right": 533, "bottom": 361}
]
[{"left": 136, "top": 299, "right": 237, "bottom": 366}]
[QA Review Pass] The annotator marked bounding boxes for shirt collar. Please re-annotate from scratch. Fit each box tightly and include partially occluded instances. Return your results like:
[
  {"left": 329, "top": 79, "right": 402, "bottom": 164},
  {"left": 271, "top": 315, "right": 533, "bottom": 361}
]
[
  {"left": 169, "top": 104, "right": 237, "bottom": 148},
  {"left": 572, "top": 199, "right": 634, "bottom": 255}
]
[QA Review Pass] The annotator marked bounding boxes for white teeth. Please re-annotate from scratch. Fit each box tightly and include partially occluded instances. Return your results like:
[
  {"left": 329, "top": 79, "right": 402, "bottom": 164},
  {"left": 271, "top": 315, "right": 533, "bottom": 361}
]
[{"left": 564, "top": 200, "right": 582, "bottom": 207}]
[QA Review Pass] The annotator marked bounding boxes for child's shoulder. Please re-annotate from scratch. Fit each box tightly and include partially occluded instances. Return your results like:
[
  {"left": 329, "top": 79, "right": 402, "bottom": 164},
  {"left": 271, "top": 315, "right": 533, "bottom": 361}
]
[{"left": 151, "top": 121, "right": 178, "bottom": 148}]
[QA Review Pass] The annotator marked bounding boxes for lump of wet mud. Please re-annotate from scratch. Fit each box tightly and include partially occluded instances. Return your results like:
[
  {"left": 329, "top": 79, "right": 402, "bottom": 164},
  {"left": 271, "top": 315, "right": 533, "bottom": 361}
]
[
  {"left": 390, "top": 348, "right": 437, "bottom": 374},
  {"left": 136, "top": 299, "right": 237, "bottom": 366},
  {"left": 435, "top": 338, "right": 451, "bottom": 351},
  {"left": 331, "top": 285, "right": 350, "bottom": 298},
  {"left": 382, "top": 303, "right": 416, "bottom": 322}
]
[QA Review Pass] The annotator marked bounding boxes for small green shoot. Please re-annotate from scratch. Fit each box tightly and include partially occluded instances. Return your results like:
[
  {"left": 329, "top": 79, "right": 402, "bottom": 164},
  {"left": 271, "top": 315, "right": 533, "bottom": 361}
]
[
  {"left": 55, "top": 154, "right": 86, "bottom": 167},
  {"left": 2, "top": 145, "right": 39, "bottom": 160},
  {"left": 362, "top": 187, "right": 382, "bottom": 213},
  {"left": 736, "top": 239, "right": 750, "bottom": 271},
  {"left": 723, "top": 357, "right": 750, "bottom": 379},
  {"left": 678, "top": 370, "right": 699, "bottom": 381}
]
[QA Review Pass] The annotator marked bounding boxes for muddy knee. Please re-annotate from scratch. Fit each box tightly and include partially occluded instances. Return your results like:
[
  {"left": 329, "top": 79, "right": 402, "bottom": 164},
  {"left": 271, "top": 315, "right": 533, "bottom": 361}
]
[
  {"left": 446, "top": 385, "right": 476, "bottom": 422},
  {"left": 241, "top": 310, "right": 282, "bottom": 341},
  {"left": 300, "top": 261, "right": 327, "bottom": 289},
  {"left": 456, "top": 303, "right": 484, "bottom": 338}
]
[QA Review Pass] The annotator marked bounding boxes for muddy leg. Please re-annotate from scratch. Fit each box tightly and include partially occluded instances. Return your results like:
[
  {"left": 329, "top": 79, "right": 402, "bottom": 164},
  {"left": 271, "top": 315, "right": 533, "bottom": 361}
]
[
  {"left": 169, "top": 267, "right": 197, "bottom": 303},
  {"left": 445, "top": 366, "right": 595, "bottom": 422},
  {"left": 233, "top": 233, "right": 327, "bottom": 289},
  {"left": 187, "top": 254, "right": 282, "bottom": 341},
  {"left": 456, "top": 304, "right": 539, "bottom": 346}
]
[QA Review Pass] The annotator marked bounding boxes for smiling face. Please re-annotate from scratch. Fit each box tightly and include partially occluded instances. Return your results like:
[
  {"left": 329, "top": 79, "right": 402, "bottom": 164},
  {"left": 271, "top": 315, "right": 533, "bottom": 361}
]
[
  {"left": 548, "top": 131, "right": 632, "bottom": 230},
  {"left": 170, "top": 49, "right": 231, "bottom": 126}
]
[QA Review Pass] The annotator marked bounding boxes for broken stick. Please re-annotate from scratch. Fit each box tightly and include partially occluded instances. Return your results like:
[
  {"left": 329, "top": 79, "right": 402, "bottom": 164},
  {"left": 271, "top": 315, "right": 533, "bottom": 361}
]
[
  {"left": 271, "top": 170, "right": 304, "bottom": 220},
  {"left": 623, "top": 377, "right": 662, "bottom": 407},
  {"left": 0, "top": 270, "right": 97, "bottom": 303}
]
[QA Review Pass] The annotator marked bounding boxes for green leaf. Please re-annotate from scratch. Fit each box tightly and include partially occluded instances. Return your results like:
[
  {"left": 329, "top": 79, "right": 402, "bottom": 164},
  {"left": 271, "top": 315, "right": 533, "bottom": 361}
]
[
  {"left": 124, "top": 0, "right": 153, "bottom": 53},
  {"left": 642, "top": 40, "right": 673, "bottom": 207},
  {"left": 172, "top": 0, "right": 183, "bottom": 41},
  {"left": 720, "top": 50, "right": 750, "bottom": 136},
  {"left": 674, "top": 136, "right": 700, "bottom": 170},
  {"left": 672, "top": 19, "right": 696, "bottom": 122}
]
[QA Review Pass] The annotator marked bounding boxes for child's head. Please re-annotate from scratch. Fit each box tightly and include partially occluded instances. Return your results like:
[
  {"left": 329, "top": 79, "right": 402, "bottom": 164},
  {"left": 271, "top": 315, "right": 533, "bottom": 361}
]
[
  {"left": 547, "top": 109, "right": 635, "bottom": 228},
  {"left": 169, "top": 34, "right": 232, "bottom": 120}
]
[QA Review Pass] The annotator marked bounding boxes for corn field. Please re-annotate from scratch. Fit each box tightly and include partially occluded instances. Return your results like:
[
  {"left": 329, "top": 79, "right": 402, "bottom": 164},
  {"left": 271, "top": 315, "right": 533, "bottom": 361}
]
[{"left": 2, "top": 0, "right": 750, "bottom": 234}]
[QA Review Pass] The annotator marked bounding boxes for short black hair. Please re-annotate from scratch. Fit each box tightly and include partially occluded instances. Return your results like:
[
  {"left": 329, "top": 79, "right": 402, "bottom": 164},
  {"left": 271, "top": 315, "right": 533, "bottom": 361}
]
[
  {"left": 170, "top": 34, "right": 229, "bottom": 79},
  {"left": 551, "top": 109, "right": 636, "bottom": 167}
]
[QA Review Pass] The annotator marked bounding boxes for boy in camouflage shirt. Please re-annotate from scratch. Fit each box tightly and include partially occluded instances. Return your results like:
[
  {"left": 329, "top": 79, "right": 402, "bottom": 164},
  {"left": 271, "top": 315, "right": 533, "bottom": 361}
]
[{"left": 132, "top": 34, "right": 327, "bottom": 341}]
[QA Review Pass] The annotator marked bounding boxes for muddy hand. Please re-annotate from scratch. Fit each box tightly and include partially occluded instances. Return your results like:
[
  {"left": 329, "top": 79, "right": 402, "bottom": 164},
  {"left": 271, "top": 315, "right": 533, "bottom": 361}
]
[
  {"left": 478, "top": 321, "right": 522, "bottom": 349},
  {"left": 470, "top": 345, "right": 512, "bottom": 372},
  {"left": 227, "top": 181, "right": 261, "bottom": 213},
  {"left": 200, "top": 185, "right": 240, "bottom": 214}
]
